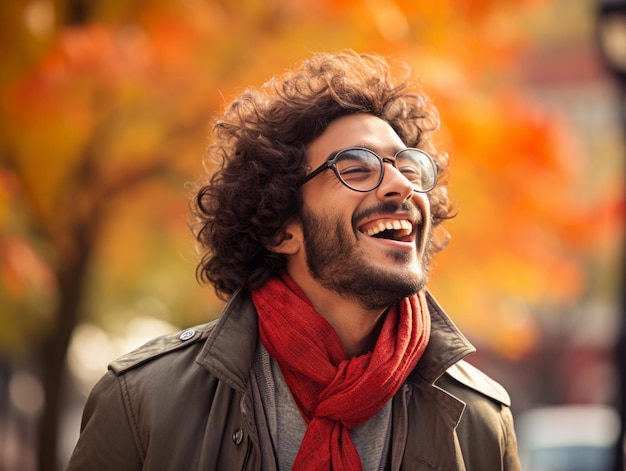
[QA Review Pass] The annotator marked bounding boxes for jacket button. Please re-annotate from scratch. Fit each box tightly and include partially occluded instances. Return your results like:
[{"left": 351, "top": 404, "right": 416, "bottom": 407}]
[
  {"left": 179, "top": 329, "right": 195, "bottom": 341},
  {"left": 232, "top": 428, "right": 244, "bottom": 445}
]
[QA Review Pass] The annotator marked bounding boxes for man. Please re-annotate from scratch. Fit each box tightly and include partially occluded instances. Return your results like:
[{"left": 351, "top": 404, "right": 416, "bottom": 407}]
[{"left": 67, "top": 51, "right": 521, "bottom": 470}]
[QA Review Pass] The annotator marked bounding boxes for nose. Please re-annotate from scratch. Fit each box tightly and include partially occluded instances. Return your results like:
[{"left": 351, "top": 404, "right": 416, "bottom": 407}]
[{"left": 375, "top": 163, "right": 414, "bottom": 203}]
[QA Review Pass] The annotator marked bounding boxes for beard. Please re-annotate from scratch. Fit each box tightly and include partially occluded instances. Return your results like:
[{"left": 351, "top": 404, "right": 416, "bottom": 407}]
[{"left": 300, "top": 203, "right": 431, "bottom": 311}]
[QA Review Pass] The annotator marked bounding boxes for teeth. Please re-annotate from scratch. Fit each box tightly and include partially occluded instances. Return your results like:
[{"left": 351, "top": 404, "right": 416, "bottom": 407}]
[{"left": 366, "top": 220, "right": 413, "bottom": 237}]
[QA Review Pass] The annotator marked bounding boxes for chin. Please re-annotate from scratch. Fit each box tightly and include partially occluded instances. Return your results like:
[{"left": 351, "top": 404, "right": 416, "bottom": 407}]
[{"left": 340, "top": 264, "right": 429, "bottom": 311}]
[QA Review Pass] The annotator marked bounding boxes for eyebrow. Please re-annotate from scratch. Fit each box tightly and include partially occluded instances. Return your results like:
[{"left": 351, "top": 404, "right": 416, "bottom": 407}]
[
  {"left": 362, "top": 143, "right": 406, "bottom": 153},
  {"left": 346, "top": 145, "right": 406, "bottom": 158}
]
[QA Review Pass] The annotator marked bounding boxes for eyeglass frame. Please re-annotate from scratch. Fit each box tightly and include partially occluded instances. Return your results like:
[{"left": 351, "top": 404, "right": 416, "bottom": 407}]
[{"left": 300, "top": 146, "right": 440, "bottom": 193}]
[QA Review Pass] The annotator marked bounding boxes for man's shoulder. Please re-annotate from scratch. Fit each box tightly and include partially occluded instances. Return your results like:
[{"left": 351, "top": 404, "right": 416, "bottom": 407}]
[
  {"left": 442, "top": 360, "right": 511, "bottom": 407},
  {"left": 108, "top": 320, "right": 218, "bottom": 376}
]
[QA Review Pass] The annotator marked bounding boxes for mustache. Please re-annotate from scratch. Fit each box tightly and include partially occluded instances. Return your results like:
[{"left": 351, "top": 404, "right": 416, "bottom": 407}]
[{"left": 352, "top": 201, "right": 422, "bottom": 227}]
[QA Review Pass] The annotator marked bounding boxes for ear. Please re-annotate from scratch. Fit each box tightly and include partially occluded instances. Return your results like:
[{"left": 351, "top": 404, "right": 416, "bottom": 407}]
[{"left": 267, "top": 220, "right": 302, "bottom": 255}]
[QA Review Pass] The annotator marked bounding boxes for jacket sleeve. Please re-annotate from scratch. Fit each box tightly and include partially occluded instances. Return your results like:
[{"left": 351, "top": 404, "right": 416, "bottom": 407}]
[
  {"left": 65, "top": 371, "right": 143, "bottom": 470},
  {"left": 501, "top": 405, "right": 522, "bottom": 471}
]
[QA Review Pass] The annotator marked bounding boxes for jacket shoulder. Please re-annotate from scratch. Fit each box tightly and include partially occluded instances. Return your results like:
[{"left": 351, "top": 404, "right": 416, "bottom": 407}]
[
  {"left": 108, "top": 320, "right": 217, "bottom": 376},
  {"left": 444, "top": 359, "right": 511, "bottom": 407}
]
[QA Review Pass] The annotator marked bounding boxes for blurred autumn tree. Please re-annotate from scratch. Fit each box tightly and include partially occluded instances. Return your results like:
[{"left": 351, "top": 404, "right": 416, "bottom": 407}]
[{"left": 0, "top": 0, "right": 618, "bottom": 470}]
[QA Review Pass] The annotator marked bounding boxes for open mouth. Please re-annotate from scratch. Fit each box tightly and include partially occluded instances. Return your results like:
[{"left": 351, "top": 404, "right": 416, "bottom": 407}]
[{"left": 358, "top": 219, "right": 414, "bottom": 242}]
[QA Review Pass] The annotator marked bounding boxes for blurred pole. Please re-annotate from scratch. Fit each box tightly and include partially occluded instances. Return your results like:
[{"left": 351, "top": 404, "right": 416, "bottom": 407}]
[{"left": 596, "top": 1, "right": 626, "bottom": 470}]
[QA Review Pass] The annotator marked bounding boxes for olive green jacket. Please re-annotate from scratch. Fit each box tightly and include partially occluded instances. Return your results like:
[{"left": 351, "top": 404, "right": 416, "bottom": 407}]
[{"left": 66, "top": 290, "right": 521, "bottom": 470}]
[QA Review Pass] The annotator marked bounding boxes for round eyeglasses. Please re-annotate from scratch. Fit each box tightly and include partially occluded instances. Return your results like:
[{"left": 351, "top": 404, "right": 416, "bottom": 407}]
[{"left": 300, "top": 146, "right": 439, "bottom": 193}]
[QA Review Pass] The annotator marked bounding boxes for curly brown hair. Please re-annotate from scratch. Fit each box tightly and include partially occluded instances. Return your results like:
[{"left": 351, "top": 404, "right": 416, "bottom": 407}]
[{"left": 192, "top": 51, "right": 455, "bottom": 300}]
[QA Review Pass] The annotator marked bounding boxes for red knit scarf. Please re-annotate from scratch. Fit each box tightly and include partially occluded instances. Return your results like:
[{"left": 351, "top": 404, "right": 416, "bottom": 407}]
[{"left": 251, "top": 274, "right": 431, "bottom": 471}]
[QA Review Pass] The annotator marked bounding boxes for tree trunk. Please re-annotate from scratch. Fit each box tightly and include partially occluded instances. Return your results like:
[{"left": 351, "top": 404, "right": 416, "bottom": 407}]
[{"left": 37, "top": 242, "right": 89, "bottom": 471}]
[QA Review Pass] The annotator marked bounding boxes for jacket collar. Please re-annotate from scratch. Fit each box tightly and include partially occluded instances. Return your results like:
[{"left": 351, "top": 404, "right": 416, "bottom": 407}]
[
  {"left": 414, "top": 291, "right": 476, "bottom": 384},
  {"left": 196, "top": 288, "right": 475, "bottom": 391},
  {"left": 196, "top": 289, "right": 259, "bottom": 393}
]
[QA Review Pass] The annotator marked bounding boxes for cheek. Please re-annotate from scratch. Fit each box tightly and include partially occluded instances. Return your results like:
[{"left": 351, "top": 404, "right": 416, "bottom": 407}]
[{"left": 303, "top": 188, "right": 358, "bottom": 219}]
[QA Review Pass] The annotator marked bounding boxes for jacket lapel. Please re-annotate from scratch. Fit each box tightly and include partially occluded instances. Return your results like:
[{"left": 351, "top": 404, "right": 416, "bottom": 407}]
[{"left": 392, "top": 291, "right": 476, "bottom": 470}]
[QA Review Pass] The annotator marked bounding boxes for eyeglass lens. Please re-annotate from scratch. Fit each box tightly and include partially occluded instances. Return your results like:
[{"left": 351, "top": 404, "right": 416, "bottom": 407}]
[{"left": 334, "top": 148, "right": 437, "bottom": 192}]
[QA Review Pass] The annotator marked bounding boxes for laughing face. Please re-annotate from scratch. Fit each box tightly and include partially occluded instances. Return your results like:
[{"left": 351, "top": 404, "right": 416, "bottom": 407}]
[{"left": 280, "top": 113, "right": 434, "bottom": 312}]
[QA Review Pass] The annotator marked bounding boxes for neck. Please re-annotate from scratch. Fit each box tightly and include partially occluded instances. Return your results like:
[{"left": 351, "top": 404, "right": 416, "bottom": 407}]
[
  {"left": 290, "top": 275, "right": 388, "bottom": 358},
  {"left": 337, "top": 311, "right": 387, "bottom": 357}
]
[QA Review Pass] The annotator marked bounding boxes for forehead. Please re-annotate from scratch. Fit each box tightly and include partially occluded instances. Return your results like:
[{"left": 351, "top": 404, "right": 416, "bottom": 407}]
[{"left": 307, "top": 114, "right": 406, "bottom": 167}]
